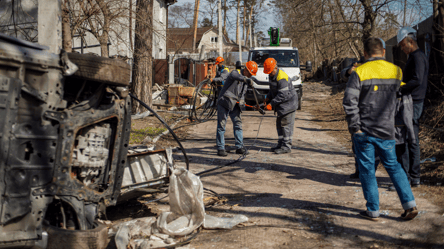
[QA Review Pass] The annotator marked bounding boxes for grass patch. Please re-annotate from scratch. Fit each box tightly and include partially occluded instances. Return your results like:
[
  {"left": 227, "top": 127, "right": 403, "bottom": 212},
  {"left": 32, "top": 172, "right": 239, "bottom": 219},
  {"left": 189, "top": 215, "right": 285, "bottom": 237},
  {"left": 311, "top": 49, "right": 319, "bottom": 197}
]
[{"left": 130, "top": 126, "right": 167, "bottom": 144}]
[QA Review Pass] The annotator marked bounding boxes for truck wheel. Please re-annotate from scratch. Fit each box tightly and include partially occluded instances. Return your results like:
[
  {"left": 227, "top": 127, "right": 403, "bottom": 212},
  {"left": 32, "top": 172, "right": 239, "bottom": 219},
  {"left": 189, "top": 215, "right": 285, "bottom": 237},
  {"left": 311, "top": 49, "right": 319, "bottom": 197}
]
[
  {"left": 68, "top": 53, "right": 131, "bottom": 86},
  {"left": 44, "top": 221, "right": 108, "bottom": 249},
  {"left": 298, "top": 97, "right": 302, "bottom": 110}
]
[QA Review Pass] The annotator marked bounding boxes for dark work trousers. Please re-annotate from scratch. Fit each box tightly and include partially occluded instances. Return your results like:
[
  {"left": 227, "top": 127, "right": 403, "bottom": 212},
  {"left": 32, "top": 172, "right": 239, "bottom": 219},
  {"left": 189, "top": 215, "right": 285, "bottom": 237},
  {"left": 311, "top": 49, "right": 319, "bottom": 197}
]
[
  {"left": 401, "top": 101, "right": 423, "bottom": 183},
  {"left": 352, "top": 137, "right": 380, "bottom": 174},
  {"left": 276, "top": 111, "right": 296, "bottom": 149},
  {"left": 396, "top": 143, "right": 410, "bottom": 178}
]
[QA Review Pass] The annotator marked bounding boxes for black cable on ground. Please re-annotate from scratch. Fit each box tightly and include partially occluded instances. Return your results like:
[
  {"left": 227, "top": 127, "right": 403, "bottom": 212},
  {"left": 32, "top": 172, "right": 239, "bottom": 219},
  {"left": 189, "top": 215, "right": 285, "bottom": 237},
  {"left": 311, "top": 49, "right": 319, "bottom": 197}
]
[
  {"left": 129, "top": 93, "right": 190, "bottom": 170},
  {"left": 196, "top": 113, "right": 265, "bottom": 176}
]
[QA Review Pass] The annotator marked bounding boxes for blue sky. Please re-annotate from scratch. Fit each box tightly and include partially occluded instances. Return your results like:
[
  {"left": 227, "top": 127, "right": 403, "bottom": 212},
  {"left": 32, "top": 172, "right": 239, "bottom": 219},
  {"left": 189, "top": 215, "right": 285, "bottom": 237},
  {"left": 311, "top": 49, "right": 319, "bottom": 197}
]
[{"left": 172, "top": 0, "right": 278, "bottom": 41}]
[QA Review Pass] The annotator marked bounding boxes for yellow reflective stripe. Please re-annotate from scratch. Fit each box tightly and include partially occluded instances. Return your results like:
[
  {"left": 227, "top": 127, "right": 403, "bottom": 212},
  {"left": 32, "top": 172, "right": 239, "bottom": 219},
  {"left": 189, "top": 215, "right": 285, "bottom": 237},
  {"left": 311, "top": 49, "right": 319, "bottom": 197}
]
[
  {"left": 355, "top": 60, "right": 402, "bottom": 82},
  {"left": 237, "top": 69, "right": 241, "bottom": 73},
  {"left": 276, "top": 69, "right": 289, "bottom": 82},
  {"left": 224, "top": 67, "right": 230, "bottom": 72}
]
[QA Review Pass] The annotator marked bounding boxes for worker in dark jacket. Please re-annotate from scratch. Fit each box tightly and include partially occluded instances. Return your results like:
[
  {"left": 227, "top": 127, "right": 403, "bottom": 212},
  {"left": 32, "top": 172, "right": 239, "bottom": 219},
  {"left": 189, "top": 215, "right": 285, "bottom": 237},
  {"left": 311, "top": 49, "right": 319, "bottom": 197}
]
[
  {"left": 216, "top": 61, "right": 258, "bottom": 157},
  {"left": 343, "top": 37, "right": 418, "bottom": 221},
  {"left": 212, "top": 56, "right": 230, "bottom": 91},
  {"left": 397, "top": 27, "right": 429, "bottom": 187},
  {"left": 263, "top": 58, "right": 297, "bottom": 154}
]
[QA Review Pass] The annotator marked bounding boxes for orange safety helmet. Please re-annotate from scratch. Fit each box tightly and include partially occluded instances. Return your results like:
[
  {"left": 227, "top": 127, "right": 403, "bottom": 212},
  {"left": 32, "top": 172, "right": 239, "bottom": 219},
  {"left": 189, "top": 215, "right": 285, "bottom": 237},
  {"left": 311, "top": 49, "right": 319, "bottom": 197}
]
[
  {"left": 263, "top": 58, "right": 277, "bottom": 74},
  {"left": 215, "top": 56, "right": 224, "bottom": 65},
  {"left": 245, "top": 61, "right": 258, "bottom": 76}
]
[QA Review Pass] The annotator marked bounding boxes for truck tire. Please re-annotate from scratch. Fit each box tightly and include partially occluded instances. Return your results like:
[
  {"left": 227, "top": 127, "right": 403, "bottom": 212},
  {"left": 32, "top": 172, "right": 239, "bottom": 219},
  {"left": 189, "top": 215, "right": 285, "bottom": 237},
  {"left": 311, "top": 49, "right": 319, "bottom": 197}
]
[
  {"left": 68, "top": 53, "right": 131, "bottom": 86},
  {"left": 44, "top": 221, "right": 108, "bottom": 249}
]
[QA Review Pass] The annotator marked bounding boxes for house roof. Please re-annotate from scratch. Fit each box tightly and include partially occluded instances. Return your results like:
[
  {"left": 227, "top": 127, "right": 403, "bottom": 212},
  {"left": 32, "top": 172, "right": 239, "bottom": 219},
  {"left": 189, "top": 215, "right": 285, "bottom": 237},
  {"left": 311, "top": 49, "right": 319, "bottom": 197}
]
[{"left": 167, "top": 27, "right": 213, "bottom": 53}]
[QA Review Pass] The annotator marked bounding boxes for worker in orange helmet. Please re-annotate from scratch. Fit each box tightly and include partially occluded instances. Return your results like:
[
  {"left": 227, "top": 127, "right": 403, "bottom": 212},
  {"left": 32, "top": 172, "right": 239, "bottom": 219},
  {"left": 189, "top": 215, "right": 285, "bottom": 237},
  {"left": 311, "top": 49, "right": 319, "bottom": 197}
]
[
  {"left": 213, "top": 56, "right": 230, "bottom": 91},
  {"left": 263, "top": 58, "right": 298, "bottom": 154},
  {"left": 216, "top": 61, "right": 258, "bottom": 157}
]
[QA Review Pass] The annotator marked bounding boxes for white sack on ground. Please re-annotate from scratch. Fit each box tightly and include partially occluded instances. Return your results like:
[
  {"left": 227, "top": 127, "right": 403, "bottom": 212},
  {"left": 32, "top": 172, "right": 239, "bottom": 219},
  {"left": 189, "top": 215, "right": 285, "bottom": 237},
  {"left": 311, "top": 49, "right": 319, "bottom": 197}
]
[
  {"left": 203, "top": 214, "right": 249, "bottom": 229},
  {"left": 156, "top": 167, "right": 205, "bottom": 236},
  {"left": 114, "top": 167, "right": 248, "bottom": 248}
]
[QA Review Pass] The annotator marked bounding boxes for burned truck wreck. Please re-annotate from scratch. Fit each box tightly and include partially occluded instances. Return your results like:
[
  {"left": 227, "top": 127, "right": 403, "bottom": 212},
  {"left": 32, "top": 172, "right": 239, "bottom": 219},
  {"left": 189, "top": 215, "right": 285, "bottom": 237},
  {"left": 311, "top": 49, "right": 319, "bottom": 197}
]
[{"left": 0, "top": 34, "right": 132, "bottom": 248}]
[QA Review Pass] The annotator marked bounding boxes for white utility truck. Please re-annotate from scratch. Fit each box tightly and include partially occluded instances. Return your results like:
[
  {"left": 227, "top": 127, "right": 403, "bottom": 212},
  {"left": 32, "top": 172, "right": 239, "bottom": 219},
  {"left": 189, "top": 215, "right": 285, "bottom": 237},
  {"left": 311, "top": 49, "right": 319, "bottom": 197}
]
[{"left": 246, "top": 30, "right": 312, "bottom": 110}]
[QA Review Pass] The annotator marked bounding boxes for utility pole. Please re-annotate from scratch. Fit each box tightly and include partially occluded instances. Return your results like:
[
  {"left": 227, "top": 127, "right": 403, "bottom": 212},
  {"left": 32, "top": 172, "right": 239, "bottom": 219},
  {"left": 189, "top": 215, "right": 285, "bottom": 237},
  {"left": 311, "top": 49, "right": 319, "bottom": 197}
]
[
  {"left": 248, "top": 16, "right": 252, "bottom": 48},
  {"left": 252, "top": 14, "right": 256, "bottom": 47},
  {"left": 218, "top": 0, "right": 223, "bottom": 56},
  {"left": 238, "top": 4, "right": 242, "bottom": 63},
  {"left": 192, "top": 0, "right": 200, "bottom": 53}
]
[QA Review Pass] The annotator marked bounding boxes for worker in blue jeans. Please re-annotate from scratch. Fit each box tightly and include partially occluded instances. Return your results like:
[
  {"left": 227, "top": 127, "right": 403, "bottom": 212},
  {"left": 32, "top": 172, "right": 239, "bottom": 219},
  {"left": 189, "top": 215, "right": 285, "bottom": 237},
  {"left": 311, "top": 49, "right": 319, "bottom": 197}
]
[{"left": 343, "top": 37, "right": 418, "bottom": 221}]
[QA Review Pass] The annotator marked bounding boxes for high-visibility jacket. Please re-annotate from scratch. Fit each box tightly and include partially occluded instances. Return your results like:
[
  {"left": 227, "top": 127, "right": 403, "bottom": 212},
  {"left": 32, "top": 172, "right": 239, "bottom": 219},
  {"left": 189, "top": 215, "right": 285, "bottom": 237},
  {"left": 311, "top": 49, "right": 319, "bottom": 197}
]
[
  {"left": 213, "top": 66, "right": 230, "bottom": 86},
  {"left": 218, "top": 69, "right": 248, "bottom": 111},
  {"left": 343, "top": 57, "right": 402, "bottom": 140},
  {"left": 267, "top": 69, "right": 297, "bottom": 116}
]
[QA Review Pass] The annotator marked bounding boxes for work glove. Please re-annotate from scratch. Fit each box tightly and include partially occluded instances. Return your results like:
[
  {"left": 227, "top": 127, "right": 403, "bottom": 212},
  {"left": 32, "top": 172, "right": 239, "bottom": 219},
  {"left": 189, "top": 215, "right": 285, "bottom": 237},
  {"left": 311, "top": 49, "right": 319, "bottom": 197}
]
[{"left": 245, "top": 78, "right": 254, "bottom": 88}]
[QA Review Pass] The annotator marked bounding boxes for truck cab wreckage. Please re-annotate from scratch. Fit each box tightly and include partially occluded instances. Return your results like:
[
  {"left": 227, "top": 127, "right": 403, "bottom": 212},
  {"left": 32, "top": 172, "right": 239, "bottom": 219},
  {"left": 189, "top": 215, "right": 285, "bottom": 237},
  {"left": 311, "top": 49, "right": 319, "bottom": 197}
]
[{"left": 0, "top": 33, "right": 136, "bottom": 248}]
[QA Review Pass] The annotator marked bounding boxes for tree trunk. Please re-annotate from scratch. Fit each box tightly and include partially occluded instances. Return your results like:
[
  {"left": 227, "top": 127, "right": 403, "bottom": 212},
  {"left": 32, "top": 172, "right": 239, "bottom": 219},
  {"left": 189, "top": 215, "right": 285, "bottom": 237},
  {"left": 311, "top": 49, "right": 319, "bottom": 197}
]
[
  {"left": 360, "top": 0, "right": 376, "bottom": 42},
  {"left": 242, "top": 1, "right": 246, "bottom": 45},
  {"left": 99, "top": 33, "right": 109, "bottom": 57},
  {"left": 131, "top": 0, "right": 153, "bottom": 113},
  {"left": 245, "top": 9, "right": 250, "bottom": 47},
  {"left": 61, "top": 0, "right": 72, "bottom": 52}
]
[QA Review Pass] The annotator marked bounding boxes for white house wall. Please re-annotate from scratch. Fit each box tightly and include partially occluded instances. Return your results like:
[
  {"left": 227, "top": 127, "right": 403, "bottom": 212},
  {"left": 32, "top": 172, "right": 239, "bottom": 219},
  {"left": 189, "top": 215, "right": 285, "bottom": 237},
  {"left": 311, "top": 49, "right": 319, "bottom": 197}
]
[
  {"left": 152, "top": 0, "right": 167, "bottom": 59},
  {"left": 1, "top": 0, "right": 168, "bottom": 60},
  {"left": 198, "top": 30, "right": 232, "bottom": 54}
]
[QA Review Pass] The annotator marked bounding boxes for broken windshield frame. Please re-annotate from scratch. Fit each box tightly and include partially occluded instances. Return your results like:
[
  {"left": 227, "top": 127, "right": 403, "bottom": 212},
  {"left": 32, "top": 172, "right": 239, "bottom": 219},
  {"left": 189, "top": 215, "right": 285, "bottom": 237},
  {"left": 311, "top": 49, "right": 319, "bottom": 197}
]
[{"left": 249, "top": 50, "right": 300, "bottom": 68}]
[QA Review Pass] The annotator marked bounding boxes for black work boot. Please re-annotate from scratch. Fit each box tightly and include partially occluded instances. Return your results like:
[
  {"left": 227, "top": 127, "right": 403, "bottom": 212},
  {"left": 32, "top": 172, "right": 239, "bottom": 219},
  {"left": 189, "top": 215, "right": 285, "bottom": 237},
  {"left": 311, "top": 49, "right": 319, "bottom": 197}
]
[
  {"left": 274, "top": 148, "right": 290, "bottom": 154},
  {"left": 271, "top": 145, "right": 281, "bottom": 152},
  {"left": 411, "top": 179, "right": 420, "bottom": 188},
  {"left": 217, "top": 150, "right": 228, "bottom": 157},
  {"left": 235, "top": 147, "right": 248, "bottom": 155}
]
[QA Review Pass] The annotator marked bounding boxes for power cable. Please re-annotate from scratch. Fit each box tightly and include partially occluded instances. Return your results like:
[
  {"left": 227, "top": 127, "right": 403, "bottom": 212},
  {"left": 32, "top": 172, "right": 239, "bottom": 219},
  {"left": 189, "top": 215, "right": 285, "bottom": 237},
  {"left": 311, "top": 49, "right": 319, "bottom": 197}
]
[{"left": 129, "top": 93, "right": 190, "bottom": 170}]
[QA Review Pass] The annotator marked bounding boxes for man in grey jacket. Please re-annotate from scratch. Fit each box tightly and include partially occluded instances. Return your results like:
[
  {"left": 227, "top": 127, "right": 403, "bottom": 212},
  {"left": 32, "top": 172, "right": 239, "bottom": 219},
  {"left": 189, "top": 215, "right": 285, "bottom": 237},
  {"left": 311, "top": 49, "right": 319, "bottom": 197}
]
[
  {"left": 216, "top": 61, "right": 258, "bottom": 157},
  {"left": 263, "top": 58, "right": 298, "bottom": 154}
]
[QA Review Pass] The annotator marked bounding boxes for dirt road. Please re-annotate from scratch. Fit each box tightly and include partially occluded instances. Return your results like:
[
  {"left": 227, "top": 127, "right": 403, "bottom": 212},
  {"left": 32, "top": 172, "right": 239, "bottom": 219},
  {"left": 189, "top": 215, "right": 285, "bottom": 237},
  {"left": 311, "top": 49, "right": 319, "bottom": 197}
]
[{"left": 173, "top": 82, "right": 444, "bottom": 248}]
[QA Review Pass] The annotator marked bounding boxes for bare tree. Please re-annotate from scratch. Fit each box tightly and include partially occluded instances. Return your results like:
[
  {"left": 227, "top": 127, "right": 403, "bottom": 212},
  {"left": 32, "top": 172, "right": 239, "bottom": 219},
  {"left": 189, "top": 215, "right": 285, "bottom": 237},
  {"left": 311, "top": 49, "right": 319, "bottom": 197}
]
[
  {"left": 131, "top": 0, "right": 153, "bottom": 112},
  {"left": 168, "top": 2, "right": 194, "bottom": 28},
  {"left": 0, "top": 0, "right": 38, "bottom": 41}
]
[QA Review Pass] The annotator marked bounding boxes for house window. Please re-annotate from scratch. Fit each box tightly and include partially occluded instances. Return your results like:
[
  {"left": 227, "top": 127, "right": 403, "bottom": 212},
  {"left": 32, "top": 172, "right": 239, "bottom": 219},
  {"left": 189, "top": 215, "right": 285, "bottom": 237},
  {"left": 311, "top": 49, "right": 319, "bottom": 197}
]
[{"left": 211, "top": 37, "right": 218, "bottom": 43}]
